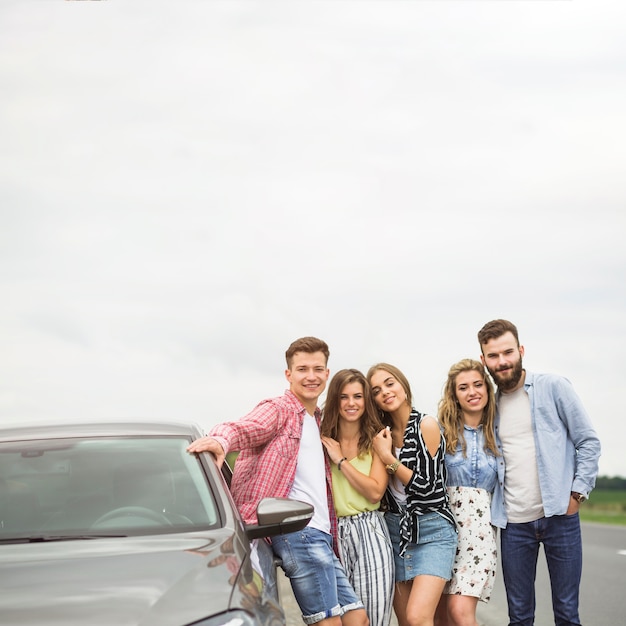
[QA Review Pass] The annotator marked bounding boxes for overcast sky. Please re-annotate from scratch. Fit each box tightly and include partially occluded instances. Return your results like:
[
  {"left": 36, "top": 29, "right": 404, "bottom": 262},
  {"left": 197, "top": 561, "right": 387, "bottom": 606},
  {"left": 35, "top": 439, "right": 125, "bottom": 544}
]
[{"left": 1, "top": 1, "right": 625, "bottom": 478}]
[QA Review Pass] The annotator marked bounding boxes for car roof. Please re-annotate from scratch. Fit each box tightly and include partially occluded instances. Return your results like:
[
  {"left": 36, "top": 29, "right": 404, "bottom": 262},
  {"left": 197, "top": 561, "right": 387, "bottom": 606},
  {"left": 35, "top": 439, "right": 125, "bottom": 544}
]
[{"left": 0, "top": 421, "right": 205, "bottom": 442}]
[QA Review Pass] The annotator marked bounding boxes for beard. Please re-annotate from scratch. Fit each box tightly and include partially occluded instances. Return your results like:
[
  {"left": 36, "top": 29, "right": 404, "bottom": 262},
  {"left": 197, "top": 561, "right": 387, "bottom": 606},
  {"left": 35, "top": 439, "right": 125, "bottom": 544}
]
[{"left": 489, "top": 357, "right": 524, "bottom": 392}]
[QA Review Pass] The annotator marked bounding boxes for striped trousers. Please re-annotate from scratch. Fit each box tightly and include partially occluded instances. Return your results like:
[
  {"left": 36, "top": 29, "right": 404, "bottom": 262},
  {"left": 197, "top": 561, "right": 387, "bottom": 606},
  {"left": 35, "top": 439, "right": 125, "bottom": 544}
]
[{"left": 337, "top": 510, "right": 395, "bottom": 626}]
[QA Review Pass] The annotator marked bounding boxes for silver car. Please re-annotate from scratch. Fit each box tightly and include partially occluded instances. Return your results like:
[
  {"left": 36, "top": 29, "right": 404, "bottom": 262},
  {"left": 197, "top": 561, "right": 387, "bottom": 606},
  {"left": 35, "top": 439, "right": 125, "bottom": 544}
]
[{"left": 0, "top": 421, "right": 312, "bottom": 626}]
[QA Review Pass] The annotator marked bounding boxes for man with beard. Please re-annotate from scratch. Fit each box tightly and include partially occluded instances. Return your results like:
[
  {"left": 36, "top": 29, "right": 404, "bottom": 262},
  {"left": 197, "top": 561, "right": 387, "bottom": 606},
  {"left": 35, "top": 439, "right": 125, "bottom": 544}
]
[{"left": 477, "top": 319, "right": 600, "bottom": 626}]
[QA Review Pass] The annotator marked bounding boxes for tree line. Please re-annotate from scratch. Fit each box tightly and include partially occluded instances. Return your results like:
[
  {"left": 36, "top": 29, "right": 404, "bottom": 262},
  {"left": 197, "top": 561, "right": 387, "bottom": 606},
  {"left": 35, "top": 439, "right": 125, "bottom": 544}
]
[{"left": 595, "top": 475, "right": 626, "bottom": 490}]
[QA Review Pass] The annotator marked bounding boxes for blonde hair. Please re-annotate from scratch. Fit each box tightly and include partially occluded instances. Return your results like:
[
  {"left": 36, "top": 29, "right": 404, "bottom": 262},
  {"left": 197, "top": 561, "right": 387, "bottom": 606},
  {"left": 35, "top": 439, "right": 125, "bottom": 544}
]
[{"left": 438, "top": 358, "right": 499, "bottom": 457}]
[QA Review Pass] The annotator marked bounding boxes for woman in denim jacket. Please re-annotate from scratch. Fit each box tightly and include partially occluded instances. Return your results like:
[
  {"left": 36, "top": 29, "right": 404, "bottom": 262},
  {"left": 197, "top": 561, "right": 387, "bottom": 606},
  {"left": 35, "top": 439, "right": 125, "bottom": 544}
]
[{"left": 436, "top": 359, "right": 504, "bottom": 626}]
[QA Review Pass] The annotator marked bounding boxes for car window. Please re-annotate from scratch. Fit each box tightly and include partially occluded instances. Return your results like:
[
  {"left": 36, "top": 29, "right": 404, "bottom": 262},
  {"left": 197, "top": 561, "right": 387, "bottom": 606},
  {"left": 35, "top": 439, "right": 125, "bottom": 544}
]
[{"left": 0, "top": 436, "right": 220, "bottom": 539}]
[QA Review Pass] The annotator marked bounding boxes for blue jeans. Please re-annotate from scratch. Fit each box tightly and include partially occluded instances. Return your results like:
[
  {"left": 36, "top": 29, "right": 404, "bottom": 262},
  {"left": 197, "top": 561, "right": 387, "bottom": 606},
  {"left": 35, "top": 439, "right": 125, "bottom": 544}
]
[
  {"left": 272, "top": 527, "right": 364, "bottom": 624},
  {"left": 500, "top": 513, "right": 582, "bottom": 626}
]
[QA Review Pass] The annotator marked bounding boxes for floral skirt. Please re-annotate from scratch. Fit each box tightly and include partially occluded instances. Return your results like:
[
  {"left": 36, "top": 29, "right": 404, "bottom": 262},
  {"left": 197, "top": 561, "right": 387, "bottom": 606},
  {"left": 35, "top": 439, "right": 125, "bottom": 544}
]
[{"left": 443, "top": 486, "right": 498, "bottom": 602}]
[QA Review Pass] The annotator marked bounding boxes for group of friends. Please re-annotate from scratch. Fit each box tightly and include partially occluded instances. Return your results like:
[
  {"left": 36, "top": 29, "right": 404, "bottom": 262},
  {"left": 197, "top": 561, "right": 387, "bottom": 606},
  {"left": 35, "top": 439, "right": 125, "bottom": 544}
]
[{"left": 187, "top": 319, "right": 601, "bottom": 626}]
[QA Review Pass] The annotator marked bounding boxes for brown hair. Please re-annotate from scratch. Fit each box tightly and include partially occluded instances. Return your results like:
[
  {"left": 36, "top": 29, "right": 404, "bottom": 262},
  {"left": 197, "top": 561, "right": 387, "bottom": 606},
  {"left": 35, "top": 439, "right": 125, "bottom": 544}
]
[
  {"left": 285, "top": 336, "right": 329, "bottom": 368},
  {"left": 366, "top": 362, "right": 413, "bottom": 428},
  {"left": 477, "top": 319, "right": 520, "bottom": 348},
  {"left": 438, "top": 358, "right": 499, "bottom": 457},
  {"left": 321, "top": 369, "right": 383, "bottom": 457}
]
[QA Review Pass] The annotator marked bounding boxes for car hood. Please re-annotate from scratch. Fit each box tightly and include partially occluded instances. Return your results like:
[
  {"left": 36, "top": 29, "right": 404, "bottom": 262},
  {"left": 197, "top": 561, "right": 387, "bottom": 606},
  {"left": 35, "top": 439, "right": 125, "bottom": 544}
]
[{"left": 0, "top": 530, "right": 252, "bottom": 626}]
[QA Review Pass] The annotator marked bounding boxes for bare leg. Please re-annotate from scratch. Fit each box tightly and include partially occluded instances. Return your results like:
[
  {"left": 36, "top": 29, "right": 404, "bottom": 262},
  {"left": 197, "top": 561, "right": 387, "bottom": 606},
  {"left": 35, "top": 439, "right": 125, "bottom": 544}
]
[
  {"left": 434, "top": 595, "right": 450, "bottom": 626},
  {"left": 405, "top": 575, "right": 447, "bottom": 626},
  {"left": 341, "top": 607, "right": 369, "bottom": 626},
  {"left": 446, "top": 595, "right": 478, "bottom": 626},
  {"left": 393, "top": 580, "right": 413, "bottom": 626},
  {"left": 316, "top": 616, "right": 342, "bottom": 626}
]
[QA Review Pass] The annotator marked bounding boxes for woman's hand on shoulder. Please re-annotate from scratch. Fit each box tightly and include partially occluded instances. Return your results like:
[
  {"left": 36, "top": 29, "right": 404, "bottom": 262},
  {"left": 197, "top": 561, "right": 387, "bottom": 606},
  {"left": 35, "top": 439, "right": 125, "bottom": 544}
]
[
  {"left": 372, "top": 428, "right": 395, "bottom": 466},
  {"left": 420, "top": 415, "right": 442, "bottom": 457}
]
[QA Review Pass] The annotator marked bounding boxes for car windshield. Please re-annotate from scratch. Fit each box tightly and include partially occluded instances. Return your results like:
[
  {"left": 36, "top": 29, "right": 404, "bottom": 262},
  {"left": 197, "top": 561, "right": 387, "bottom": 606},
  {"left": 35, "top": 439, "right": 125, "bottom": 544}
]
[{"left": 0, "top": 435, "right": 220, "bottom": 540}]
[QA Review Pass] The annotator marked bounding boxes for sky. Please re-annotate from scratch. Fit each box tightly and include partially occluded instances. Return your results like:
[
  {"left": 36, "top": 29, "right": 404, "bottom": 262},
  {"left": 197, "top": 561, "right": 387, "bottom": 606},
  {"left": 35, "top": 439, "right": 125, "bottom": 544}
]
[{"left": 1, "top": 1, "right": 625, "bottom": 478}]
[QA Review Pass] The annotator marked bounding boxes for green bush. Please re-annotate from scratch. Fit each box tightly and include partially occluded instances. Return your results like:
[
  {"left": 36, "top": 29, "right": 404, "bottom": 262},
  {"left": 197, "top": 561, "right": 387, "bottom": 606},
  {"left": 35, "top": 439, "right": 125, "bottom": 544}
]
[{"left": 580, "top": 489, "right": 626, "bottom": 526}]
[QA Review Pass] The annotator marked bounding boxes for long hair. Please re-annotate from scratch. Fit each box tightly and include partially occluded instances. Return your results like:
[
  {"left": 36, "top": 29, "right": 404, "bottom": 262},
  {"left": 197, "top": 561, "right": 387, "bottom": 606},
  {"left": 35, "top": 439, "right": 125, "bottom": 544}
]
[
  {"left": 438, "top": 358, "right": 499, "bottom": 457},
  {"left": 321, "top": 368, "right": 383, "bottom": 456},
  {"left": 366, "top": 362, "right": 413, "bottom": 429}
]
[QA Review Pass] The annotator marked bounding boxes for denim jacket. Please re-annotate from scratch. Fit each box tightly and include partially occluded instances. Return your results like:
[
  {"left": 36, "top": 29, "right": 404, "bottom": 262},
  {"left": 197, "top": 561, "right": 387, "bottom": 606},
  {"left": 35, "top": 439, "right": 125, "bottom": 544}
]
[
  {"left": 446, "top": 424, "right": 500, "bottom": 492},
  {"left": 445, "top": 424, "right": 506, "bottom": 528},
  {"left": 490, "top": 371, "right": 601, "bottom": 527}
]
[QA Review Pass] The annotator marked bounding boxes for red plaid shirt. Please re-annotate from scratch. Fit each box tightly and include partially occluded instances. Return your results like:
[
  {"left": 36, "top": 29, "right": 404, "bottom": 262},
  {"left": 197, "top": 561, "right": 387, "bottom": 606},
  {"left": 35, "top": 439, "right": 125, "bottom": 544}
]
[{"left": 209, "top": 390, "right": 339, "bottom": 551}]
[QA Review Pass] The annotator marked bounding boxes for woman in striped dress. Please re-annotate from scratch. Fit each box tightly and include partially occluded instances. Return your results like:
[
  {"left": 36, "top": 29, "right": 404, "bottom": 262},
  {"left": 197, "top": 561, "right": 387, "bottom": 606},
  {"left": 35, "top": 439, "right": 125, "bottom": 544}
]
[
  {"left": 368, "top": 363, "right": 458, "bottom": 626},
  {"left": 321, "top": 368, "right": 395, "bottom": 626}
]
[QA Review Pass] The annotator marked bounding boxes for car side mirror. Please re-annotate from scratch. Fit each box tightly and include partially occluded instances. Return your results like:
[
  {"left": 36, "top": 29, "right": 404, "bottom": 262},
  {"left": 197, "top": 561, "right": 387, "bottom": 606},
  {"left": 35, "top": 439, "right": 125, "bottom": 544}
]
[{"left": 245, "top": 497, "right": 313, "bottom": 540}]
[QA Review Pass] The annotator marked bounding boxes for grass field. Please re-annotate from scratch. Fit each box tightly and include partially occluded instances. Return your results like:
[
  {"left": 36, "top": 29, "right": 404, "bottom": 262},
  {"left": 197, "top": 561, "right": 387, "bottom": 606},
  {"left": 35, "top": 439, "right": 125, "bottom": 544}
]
[{"left": 580, "top": 489, "right": 626, "bottom": 525}]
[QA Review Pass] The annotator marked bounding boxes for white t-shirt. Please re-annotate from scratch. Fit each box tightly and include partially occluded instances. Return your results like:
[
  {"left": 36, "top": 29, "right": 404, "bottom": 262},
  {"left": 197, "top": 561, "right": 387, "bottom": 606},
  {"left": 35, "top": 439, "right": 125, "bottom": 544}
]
[
  {"left": 499, "top": 386, "right": 544, "bottom": 523},
  {"left": 288, "top": 412, "right": 331, "bottom": 534},
  {"left": 388, "top": 446, "right": 407, "bottom": 505}
]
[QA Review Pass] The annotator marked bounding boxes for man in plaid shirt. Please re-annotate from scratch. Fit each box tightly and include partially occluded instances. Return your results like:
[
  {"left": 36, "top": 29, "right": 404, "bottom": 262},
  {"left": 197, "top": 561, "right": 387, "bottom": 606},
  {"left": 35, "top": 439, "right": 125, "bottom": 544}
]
[{"left": 187, "top": 337, "right": 368, "bottom": 626}]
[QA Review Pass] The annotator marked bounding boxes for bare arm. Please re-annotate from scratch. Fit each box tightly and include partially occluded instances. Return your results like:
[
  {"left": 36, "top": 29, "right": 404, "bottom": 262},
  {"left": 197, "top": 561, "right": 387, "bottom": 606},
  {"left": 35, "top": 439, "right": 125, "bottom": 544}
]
[
  {"left": 420, "top": 415, "right": 441, "bottom": 457},
  {"left": 322, "top": 435, "right": 389, "bottom": 503}
]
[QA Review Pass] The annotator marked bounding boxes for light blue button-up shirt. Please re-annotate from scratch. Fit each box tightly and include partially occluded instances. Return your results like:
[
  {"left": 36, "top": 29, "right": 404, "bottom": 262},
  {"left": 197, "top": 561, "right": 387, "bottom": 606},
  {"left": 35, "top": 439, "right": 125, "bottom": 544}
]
[{"left": 490, "top": 370, "right": 601, "bottom": 528}]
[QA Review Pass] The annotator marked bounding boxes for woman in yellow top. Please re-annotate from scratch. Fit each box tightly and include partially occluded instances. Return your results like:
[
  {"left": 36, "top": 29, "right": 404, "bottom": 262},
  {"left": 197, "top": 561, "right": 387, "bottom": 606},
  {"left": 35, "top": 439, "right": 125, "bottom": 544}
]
[{"left": 321, "top": 368, "right": 395, "bottom": 626}]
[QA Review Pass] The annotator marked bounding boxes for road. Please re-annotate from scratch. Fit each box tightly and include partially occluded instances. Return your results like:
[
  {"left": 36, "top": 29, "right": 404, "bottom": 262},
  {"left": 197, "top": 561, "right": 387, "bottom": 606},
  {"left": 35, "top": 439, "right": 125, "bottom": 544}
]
[
  {"left": 279, "top": 523, "right": 626, "bottom": 626},
  {"left": 477, "top": 522, "right": 626, "bottom": 626}
]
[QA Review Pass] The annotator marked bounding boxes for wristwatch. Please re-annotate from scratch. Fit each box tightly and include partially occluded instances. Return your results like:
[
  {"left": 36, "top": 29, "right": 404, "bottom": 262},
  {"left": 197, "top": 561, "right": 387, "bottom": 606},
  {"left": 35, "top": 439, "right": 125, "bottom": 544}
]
[
  {"left": 571, "top": 491, "right": 586, "bottom": 503},
  {"left": 386, "top": 460, "right": 401, "bottom": 475}
]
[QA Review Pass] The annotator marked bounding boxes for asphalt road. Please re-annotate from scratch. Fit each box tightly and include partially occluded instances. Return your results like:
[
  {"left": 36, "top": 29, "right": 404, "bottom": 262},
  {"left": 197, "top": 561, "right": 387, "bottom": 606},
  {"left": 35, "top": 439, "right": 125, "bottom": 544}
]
[
  {"left": 477, "top": 522, "right": 626, "bottom": 626},
  {"left": 277, "top": 571, "right": 305, "bottom": 626},
  {"left": 279, "top": 523, "right": 626, "bottom": 626}
]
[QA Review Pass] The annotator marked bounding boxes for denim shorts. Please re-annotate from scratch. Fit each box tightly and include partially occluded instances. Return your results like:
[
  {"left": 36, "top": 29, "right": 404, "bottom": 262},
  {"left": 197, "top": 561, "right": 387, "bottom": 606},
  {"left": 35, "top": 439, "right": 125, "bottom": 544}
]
[
  {"left": 385, "top": 510, "right": 457, "bottom": 582},
  {"left": 272, "top": 527, "right": 364, "bottom": 624}
]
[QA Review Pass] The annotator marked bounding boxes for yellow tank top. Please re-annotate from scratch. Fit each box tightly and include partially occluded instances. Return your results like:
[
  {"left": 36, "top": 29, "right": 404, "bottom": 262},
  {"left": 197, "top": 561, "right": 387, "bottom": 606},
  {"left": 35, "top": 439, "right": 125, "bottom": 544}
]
[{"left": 331, "top": 452, "right": 381, "bottom": 517}]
